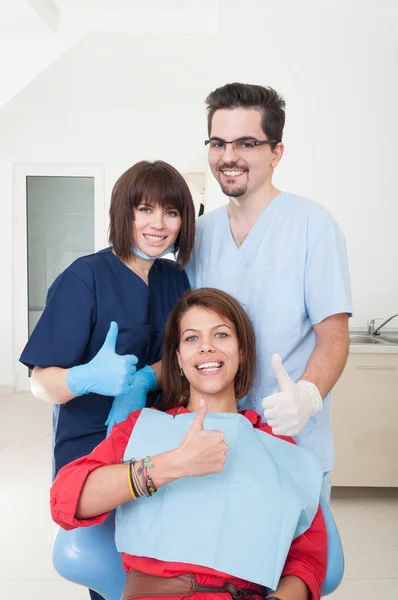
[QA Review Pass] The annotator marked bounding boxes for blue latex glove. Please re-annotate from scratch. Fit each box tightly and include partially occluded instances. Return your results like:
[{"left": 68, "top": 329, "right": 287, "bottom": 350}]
[
  {"left": 105, "top": 365, "right": 157, "bottom": 436},
  {"left": 66, "top": 321, "right": 138, "bottom": 397}
]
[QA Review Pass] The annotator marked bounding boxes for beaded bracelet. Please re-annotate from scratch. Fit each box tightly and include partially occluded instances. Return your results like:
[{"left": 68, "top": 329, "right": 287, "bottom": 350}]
[
  {"left": 124, "top": 456, "right": 157, "bottom": 497},
  {"left": 131, "top": 461, "right": 146, "bottom": 497},
  {"left": 143, "top": 456, "right": 157, "bottom": 496},
  {"left": 135, "top": 460, "right": 148, "bottom": 496}
]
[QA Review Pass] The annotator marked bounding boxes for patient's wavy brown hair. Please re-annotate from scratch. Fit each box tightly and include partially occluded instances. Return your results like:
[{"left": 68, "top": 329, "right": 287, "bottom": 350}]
[{"left": 162, "top": 288, "right": 256, "bottom": 408}]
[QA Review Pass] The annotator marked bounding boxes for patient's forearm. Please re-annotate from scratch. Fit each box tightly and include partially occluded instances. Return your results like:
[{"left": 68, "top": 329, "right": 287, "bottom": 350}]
[
  {"left": 266, "top": 575, "right": 310, "bottom": 600},
  {"left": 76, "top": 450, "right": 182, "bottom": 519},
  {"left": 75, "top": 419, "right": 229, "bottom": 519},
  {"left": 31, "top": 366, "right": 74, "bottom": 404},
  {"left": 76, "top": 464, "right": 132, "bottom": 519}
]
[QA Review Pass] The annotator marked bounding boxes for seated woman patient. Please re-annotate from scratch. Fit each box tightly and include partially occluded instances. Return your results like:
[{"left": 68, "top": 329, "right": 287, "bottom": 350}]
[{"left": 50, "top": 289, "right": 327, "bottom": 600}]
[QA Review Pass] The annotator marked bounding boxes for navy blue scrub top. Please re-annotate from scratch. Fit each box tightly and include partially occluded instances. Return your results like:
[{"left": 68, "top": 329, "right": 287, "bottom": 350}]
[{"left": 20, "top": 248, "right": 190, "bottom": 477}]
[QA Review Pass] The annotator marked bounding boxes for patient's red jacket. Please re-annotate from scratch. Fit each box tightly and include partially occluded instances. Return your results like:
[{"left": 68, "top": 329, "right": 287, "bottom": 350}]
[{"left": 50, "top": 408, "right": 327, "bottom": 600}]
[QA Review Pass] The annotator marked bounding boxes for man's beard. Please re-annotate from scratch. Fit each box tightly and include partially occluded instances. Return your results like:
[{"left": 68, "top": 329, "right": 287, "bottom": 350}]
[
  {"left": 217, "top": 164, "right": 248, "bottom": 198},
  {"left": 220, "top": 182, "right": 247, "bottom": 197}
]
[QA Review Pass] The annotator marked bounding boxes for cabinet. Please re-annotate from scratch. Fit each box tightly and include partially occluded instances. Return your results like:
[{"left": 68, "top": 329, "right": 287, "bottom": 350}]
[{"left": 331, "top": 352, "right": 398, "bottom": 486}]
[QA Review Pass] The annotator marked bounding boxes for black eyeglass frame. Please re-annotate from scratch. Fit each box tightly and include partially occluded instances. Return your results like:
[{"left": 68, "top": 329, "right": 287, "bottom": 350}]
[{"left": 204, "top": 137, "right": 278, "bottom": 148}]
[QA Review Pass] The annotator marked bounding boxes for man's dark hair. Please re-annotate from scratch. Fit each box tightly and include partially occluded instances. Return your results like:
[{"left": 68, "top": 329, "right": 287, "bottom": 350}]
[{"left": 205, "top": 83, "right": 286, "bottom": 148}]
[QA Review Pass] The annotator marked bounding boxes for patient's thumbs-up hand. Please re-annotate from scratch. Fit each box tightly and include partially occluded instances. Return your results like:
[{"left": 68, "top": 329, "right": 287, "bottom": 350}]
[
  {"left": 262, "top": 353, "right": 322, "bottom": 437},
  {"left": 178, "top": 399, "right": 228, "bottom": 477},
  {"left": 187, "top": 397, "right": 207, "bottom": 432}
]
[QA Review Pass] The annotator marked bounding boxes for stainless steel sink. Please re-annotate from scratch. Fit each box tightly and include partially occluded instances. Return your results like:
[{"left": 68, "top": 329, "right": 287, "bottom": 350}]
[
  {"left": 349, "top": 334, "right": 397, "bottom": 345},
  {"left": 377, "top": 333, "right": 398, "bottom": 344},
  {"left": 350, "top": 334, "right": 385, "bottom": 344}
]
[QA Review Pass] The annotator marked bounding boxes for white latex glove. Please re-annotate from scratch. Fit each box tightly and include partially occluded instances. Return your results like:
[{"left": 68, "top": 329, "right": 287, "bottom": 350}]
[{"left": 262, "top": 353, "right": 322, "bottom": 436}]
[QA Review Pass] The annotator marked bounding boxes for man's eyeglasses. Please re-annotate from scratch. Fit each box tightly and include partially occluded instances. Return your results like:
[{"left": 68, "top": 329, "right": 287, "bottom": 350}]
[{"left": 204, "top": 137, "right": 277, "bottom": 154}]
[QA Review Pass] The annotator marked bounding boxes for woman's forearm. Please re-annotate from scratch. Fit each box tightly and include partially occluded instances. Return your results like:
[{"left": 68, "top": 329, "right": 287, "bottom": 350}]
[
  {"left": 75, "top": 449, "right": 183, "bottom": 519},
  {"left": 31, "top": 366, "right": 74, "bottom": 404},
  {"left": 32, "top": 359, "right": 162, "bottom": 405},
  {"left": 75, "top": 403, "right": 227, "bottom": 519},
  {"left": 266, "top": 575, "right": 310, "bottom": 600},
  {"left": 76, "top": 464, "right": 132, "bottom": 518}
]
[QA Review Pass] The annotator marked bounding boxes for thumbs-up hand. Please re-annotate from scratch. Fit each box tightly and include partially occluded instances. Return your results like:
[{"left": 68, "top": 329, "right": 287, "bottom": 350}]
[
  {"left": 261, "top": 354, "right": 322, "bottom": 437},
  {"left": 105, "top": 365, "right": 157, "bottom": 435},
  {"left": 177, "top": 399, "right": 228, "bottom": 477},
  {"left": 67, "top": 321, "right": 138, "bottom": 398}
]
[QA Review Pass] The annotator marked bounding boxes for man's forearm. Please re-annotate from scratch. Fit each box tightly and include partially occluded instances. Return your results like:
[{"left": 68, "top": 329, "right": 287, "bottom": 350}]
[{"left": 301, "top": 330, "right": 349, "bottom": 399}]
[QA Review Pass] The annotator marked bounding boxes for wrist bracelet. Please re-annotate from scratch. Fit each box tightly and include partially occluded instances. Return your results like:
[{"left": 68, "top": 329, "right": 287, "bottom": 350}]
[
  {"left": 143, "top": 456, "right": 157, "bottom": 496},
  {"left": 132, "top": 461, "right": 146, "bottom": 497},
  {"left": 136, "top": 460, "right": 149, "bottom": 496},
  {"left": 127, "top": 460, "right": 137, "bottom": 499},
  {"left": 123, "top": 455, "right": 157, "bottom": 497}
]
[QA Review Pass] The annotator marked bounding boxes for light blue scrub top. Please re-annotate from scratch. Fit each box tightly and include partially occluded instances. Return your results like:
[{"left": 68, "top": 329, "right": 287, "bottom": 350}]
[{"left": 187, "top": 192, "right": 352, "bottom": 472}]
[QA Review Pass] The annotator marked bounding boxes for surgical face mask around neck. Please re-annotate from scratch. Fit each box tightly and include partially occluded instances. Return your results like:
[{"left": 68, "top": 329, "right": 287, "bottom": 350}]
[{"left": 132, "top": 244, "right": 175, "bottom": 261}]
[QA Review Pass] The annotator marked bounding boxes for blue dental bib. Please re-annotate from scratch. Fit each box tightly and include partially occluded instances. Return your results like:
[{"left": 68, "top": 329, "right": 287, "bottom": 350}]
[{"left": 115, "top": 409, "right": 322, "bottom": 589}]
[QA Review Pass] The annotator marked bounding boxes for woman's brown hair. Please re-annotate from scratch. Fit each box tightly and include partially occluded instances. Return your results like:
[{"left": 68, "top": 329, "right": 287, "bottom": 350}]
[
  {"left": 108, "top": 160, "right": 195, "bottom": 268},
  {"left": 162, "top": 288, "right": 257, "bottom": 408}
]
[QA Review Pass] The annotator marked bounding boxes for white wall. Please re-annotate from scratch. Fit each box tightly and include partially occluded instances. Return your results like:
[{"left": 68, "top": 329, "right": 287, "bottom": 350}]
[
  {"left": 0, "top": 0, "right": 397, "bottom": 387},
  {"left": 211, "top": 0, "right": 398, "bottom": 327}
]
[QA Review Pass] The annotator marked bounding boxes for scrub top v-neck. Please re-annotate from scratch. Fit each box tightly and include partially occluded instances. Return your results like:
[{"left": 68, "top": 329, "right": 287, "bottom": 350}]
[
  {"left": 20, "top": 247, "right": 189, "bottom": 477},
  {"left": 219, "top": 193, "right": 280, "bottom": 259},
  {"left": 190, "top": 195, "right": 284, "bottom": 319}
]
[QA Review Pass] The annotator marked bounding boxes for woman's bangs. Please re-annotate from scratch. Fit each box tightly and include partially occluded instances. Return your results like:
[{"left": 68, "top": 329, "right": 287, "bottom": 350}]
[{"left": 140, "top": 173, "right": 185, "bottom": 214}]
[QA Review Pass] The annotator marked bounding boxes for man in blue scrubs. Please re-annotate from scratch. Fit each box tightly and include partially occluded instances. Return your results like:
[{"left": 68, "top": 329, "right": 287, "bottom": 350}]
[{"left": 187, "top": 83, "right": 352, "bottom": 502}]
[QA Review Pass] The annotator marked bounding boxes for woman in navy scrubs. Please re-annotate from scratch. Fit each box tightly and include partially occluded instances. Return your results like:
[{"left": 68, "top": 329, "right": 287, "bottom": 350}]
[{"left": 20, "top": 160, "right": 195, "bottom": 600}]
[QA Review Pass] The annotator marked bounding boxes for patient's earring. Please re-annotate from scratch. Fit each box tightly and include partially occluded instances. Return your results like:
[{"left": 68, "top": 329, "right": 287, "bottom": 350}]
[{"left": 179, "top": 367, "right": 184, "bottom": 377}]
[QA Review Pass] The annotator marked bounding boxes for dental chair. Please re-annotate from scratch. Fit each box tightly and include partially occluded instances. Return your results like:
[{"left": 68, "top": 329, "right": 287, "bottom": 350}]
[{"left": 52, "top": 497, "right": 344, "bottom": 600}]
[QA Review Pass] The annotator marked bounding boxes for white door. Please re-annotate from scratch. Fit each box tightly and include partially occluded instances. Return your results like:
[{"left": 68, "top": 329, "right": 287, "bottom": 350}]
[{"left": 14, "top": 164, "right": 105, "bottom": 391}]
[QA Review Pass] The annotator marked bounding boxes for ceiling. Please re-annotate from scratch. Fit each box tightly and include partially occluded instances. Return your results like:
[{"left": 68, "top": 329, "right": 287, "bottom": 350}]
[
  {"left": 54, "top": 1, "right": 212, "bottom": 10},
  {"left": 0, "top": 0, "right": 219, "bottom": 109}
]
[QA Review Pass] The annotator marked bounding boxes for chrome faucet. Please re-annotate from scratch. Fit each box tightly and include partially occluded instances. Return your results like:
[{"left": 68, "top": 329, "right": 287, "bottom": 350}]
[
  {"left": 368, "top": 314, "right": 398, "bottom": 336},
  {"left": 367, "top": 318, "right": 383, "bottom": 334}
]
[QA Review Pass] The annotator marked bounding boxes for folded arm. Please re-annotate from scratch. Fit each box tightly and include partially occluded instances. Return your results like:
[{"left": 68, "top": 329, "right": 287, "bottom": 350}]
[
  {"left": 51, "top": 401, "right": 227, "bottom": 524},
  {"left": 50, "top": 411, "right": 182, "bottom": 525}
]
